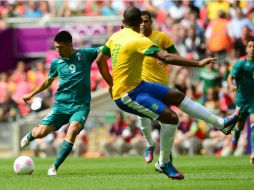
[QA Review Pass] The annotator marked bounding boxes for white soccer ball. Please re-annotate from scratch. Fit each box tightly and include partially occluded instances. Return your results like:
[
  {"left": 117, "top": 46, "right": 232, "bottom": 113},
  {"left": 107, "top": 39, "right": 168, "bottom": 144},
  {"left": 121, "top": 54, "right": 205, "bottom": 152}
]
[{"left": 13, "top": 156, "right": 34, "bottom": 175}]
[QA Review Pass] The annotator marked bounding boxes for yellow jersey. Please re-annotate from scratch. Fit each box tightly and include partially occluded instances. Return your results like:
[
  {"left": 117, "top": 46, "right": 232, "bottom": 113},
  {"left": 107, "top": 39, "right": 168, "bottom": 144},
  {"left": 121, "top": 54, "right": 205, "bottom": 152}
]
[
  {"left": 142, "top": 30, "right": 175, "bottom": 86},
  {"left": 102, "top": 28, "right": 160, "bottom": 100}
]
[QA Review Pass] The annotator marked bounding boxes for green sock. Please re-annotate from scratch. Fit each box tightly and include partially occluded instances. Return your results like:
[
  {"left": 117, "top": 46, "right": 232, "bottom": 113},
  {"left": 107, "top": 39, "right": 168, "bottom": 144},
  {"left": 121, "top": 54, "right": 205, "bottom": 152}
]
[
  {"left": 53, "top": 140, "right": 73, "bottom": 170},
  {"left": 251, "top": 125, "right": 254, "bottom": 153},
  {"left": 27, "top": 131, "right": 35, "bottom": 141}
]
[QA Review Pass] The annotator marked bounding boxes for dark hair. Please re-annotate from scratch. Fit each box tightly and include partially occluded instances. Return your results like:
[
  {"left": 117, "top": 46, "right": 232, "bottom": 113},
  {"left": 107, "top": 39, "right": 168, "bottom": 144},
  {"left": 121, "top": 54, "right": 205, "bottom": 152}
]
[
  {"left": 218, "top": 10, "right": 226, "bottom": 19},
  {"left": 123, "top": 6, "right": 141, "bottom": 27},
  {"left": 141, "top": 10, "right": 152, "bottom": 21},
  {"left": 246, "top": 36, "right": 254, "bottom": 46},
  {"left": 54, "top": 31, "right": 72, "bottom": 44}
]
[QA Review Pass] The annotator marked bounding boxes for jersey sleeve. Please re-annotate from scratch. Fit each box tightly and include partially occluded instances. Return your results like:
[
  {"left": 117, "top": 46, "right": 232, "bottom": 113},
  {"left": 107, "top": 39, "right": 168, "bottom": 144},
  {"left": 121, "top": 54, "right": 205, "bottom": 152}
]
[
  {"left": 101, "top": 37, "right": 112, "bottom": 57},
  {"left": 136, "top": 36, "right": 161, "bottom": 55},
  {"left": 165, "top": 45, "right": 177, "bottom": 53},
  {"left": 161, "top": 33, "right": 177, "bottom": 53},
  {"left": 48, "top": 60, "right": 58, "bottom": 78},
  {"left": 101, "top": 44, "right": 111, "bottom": 57},
  {"left": 81, "top": 47, "right": 99, "bottom": 64},
  {"left": 229, "top": 61, "right": 242, "bottom": 77}
]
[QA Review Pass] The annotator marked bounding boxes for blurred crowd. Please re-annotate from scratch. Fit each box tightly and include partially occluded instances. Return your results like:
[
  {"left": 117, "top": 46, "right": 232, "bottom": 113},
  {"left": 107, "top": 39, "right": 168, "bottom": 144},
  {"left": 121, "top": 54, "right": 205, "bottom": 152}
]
[
  {"left": 1, "top": 0, "right": 254, "bottom": 157},
  {"left": 0, "top": 0, "right": 140, "bottom": 19}
]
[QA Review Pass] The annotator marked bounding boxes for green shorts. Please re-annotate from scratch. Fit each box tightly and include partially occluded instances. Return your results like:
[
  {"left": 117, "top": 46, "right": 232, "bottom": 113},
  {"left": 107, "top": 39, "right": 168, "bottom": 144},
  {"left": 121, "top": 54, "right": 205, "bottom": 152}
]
[
  {"left": 236, "top": 105, "right": 254, "bottom": 121},
  {"left": 40, "top": 106, "right": 90, "bottom": 130}
]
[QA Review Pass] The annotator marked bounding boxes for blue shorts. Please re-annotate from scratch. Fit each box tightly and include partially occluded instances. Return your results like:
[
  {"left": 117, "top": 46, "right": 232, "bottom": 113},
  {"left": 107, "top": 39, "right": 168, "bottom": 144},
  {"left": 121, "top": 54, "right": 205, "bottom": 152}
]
[{"left": 115, "top": 81, "right": 170, "bottom": 120}]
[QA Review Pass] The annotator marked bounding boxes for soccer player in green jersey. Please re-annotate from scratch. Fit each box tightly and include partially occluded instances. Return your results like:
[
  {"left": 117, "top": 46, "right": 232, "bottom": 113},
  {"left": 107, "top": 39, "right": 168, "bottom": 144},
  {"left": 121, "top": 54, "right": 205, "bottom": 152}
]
[
  {"left": 96, "top": 6, "right": 240, "bottom": 180},
  {"left": 228, "top": 37, "right": 254, "bottom": 163},
  {"left": 21, "top": 31, "right": 99, "bottom": 175},
  {"left": 138, "top": 10, "right": 178, "bottom": 164}
]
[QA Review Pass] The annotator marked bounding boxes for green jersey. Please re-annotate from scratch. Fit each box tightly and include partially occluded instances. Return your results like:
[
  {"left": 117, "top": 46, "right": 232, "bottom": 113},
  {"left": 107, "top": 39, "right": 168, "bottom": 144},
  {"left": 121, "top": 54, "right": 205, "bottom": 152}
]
[
  {"left": 199, "top": 67, "right": 220, "bottom": 94},
  {"left": 230, "top": 59, "right": 254, "bottom": 108},
  {"left": 49, "top": 48, "right": 98, "bottom": 113}
]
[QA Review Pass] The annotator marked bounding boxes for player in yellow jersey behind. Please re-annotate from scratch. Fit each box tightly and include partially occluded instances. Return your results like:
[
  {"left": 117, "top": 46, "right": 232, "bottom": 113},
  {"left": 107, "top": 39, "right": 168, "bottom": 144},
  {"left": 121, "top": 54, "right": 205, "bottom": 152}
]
[
  {"left": 138, "top": 10, "right": 178, "bottom": 164},
  {"left": 96, "top": 6, "right": 240, "bottom": 180}
]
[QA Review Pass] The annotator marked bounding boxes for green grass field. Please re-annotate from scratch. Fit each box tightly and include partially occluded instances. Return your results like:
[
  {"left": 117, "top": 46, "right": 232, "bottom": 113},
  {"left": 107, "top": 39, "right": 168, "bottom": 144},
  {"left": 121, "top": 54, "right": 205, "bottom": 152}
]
[{"left": 0, "top": 156, "right": 253, "bottom": 190}]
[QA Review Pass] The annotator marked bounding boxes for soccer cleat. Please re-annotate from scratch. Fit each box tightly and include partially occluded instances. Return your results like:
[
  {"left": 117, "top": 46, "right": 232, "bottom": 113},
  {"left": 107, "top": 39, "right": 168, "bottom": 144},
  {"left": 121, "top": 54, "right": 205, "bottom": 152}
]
[
  {"left": 20, "top": 133, "right": 31, "bottom": 148},
  {"left": 154, "top": 161, "right": 184, "bottom": 180},
  {"left": 220, "top": 109, "right": 240, "bottom": 135},
  {"left": 47, "top": 166, "right": 57, "bottom": 176},
  {"left": 144, "top": 146, "right": 155, "bottom": 163}
]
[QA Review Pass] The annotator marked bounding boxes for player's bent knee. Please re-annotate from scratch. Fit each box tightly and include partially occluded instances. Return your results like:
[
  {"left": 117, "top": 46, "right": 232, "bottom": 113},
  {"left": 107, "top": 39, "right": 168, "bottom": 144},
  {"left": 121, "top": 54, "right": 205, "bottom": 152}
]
[
  {"left": 168, "top": 114, "right": 179, "bottom": 124},
  {"left": 67, "top": 124, "right": 83, "bottom": 138},
  {"left": 158, "top": 111, "right": 179, "bottom": 124},
  {"left": 67, "top": 128, "right": 79, "bottom": 138}
]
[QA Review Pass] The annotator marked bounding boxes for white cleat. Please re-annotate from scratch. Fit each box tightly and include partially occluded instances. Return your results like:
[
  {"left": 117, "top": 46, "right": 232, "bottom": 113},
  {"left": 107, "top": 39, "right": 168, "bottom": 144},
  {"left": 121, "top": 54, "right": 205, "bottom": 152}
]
[
  {"left": 47, "top": 166, "right": 57, "bottom": 176},
  {"left": 20, "top": 134, "right": 31, "bottom": 148}
]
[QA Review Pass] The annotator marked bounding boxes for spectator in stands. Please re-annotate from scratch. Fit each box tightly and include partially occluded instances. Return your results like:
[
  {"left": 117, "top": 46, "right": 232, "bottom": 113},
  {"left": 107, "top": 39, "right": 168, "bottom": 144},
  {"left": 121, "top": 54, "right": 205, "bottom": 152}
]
[
  {"left": 184, "top": 25, "right": 206, "bottom": 60},
  {"left": 7, "top": 2, "right": 26, "bottom": 17},
  {"left": 205, "top": 10, "right": 232, "bottom": 65},
  {"left": 229, "top": 7, "right": 254, "bottom": 59},
  {"left": 198, "top": 62, "right": 220, "bottom": 104},
  {"left": 202, "top": 128, "right": 227, "bottom": 155},
  {"left": 204, "top": 88, "right": 220, "bottom": 115},
  {"left": 0, "top": 92, "right": 20, "bottom": 122},
  {"left": 171, "top": 24, "right": 187, "bottom": 57},
  {"left": 23, "top": 1, "right": 43, "bottom": 17},
  {"left": 232, "top": 25, "right": 253, "bottom": 59},
  {"left": 12, "top": 72, "right": 31, "bottom": 116},
  {"left": 67, "top": 0, "right": 85, "bottom": 16},
  {"left": 206, "top": 0, "right": 230, "bottom": 20},
  {"left": 229, "top": 7, "right": 254, "bottom": 40},
  {"left": 100, "top": 111, "right": 130, "bottom": 156},
  {"left": 54, "top": 0, "right": 71, "bottom": 17},
  {"left": 126, "top": 115, "right": 146, "bottom": 156},
  {"left": 11, "top": 60, "right": 27, "bottom": 83},
  {"left": 172, "top": 67, "right": 191, "bottom": 94},
  {"left": 167, "top": 0, "right": 187, "bottom": 22},
  {"left": 172, "top": 112, "right": 203, "bottom": 155},
  {"left": 27, "top": 60, "right": 48, "bottom": 90},
  {"left": 100, "top": 0, "right": 118, "bottom": 16},
  {"left": 12, "top": 70, "right": 31, "bottom": 116},
  {"left": 0, "top": 72, "right": 8, "bottom": 102}
]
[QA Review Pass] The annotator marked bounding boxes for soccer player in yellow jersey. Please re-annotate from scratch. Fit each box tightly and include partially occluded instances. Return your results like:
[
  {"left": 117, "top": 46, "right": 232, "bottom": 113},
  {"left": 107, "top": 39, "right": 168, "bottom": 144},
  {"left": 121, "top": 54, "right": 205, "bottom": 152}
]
[
  {"left": 96, "top": 6, "right": 240, "bottom": 180},
  {"left": 138, "top": 10, "right": 178, "bottom": 164}
]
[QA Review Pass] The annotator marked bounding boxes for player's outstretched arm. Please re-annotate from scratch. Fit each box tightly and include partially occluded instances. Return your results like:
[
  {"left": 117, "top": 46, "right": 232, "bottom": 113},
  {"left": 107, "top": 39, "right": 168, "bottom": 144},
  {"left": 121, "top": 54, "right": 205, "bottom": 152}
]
[
  {"left": 23, "top": 78, "right": 55, "bottom": 104},
  {"left": 152, "top": 50, "right": 217, "bottom": 67},
  {"left": 96, "top": 52, "right": 113, "bottom": 87}
]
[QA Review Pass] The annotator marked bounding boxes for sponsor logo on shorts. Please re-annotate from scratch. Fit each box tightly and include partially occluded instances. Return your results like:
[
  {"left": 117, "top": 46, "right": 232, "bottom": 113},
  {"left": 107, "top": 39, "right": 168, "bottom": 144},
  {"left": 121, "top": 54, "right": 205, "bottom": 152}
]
[{"left": 151, "top": 103, "right": 158, "bottom": 111}]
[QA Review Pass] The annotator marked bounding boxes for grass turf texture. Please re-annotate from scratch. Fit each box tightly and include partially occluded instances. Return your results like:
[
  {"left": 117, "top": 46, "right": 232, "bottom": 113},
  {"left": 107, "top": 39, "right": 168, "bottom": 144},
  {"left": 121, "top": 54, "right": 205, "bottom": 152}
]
[{"left": 0, "top": 156, "right": 253, "bottom": 190}]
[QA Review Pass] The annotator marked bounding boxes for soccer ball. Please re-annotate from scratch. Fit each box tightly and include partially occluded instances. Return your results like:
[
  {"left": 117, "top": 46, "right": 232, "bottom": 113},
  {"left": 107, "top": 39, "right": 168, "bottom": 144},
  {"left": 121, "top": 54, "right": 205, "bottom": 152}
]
[{"left": 13, "top": 156, "right": 34, "bottom": 175}]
